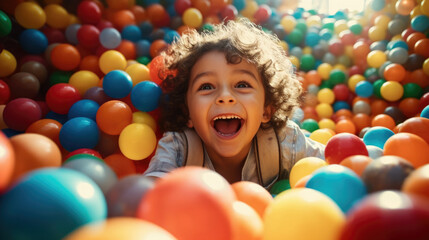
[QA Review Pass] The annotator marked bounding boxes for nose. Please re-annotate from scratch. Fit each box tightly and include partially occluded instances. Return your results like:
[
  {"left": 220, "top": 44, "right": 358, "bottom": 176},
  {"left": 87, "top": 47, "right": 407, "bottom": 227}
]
[{"left": 216, "top": 86, "right": 236, "bottom": 104}]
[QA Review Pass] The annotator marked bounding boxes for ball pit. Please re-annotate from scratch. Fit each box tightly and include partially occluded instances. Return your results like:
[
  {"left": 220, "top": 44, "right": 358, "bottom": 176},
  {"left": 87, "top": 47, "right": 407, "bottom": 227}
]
[{"left": 0, "top": 0, "right": 429, "bottom": 239}]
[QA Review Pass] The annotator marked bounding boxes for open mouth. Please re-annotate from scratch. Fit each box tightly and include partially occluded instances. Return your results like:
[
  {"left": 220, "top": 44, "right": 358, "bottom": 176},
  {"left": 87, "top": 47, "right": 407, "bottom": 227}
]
[{"left": 212, "top": 115, "right": 243, "bottom": 137}]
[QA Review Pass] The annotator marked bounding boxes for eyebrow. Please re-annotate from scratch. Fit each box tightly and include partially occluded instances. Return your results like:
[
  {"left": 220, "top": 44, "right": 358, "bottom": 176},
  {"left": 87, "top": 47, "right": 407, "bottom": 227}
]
[{"left": 191, "top": 69, "right": 259, "bottom": 85}]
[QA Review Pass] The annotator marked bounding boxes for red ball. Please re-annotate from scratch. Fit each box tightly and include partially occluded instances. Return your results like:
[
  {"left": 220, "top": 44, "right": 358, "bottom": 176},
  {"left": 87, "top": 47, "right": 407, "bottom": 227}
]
[
  {"left": 45, "top": 83, "right": 81, "bottom": 115},
  {"left": 0, "top": 80, "right": 11, "bottom": 104},
  {"left": 77, "top": 1, "right": 102, "bottom": 25},
  {"left": 65, "top": 148, "right": 102, "bottom": 160},
  {"left": 419, "top": 92, "right": 429, "bottom": 112},
  {"left": 174, "top": 0, "right": 192, "bottom": 15},
  {"left": 333, "top": 84, "right": 349, "bottom": 101},
  {"left": 77, "top": 24, "right": 100, "bottom": 49},
  {"left": 325, "top": 133, "right": 368, "bottom": 164},
  {"left": 340, "top": 191, "right": 429, "bottom": 240},
  {"left": 253, "top": 5, "right": 271, "bottom": 24},
  {"left": 329, "top": 40, "right": 345, "bottom": 56},
  {"left": 3, "top": 98, "right": 42, "bottom": 131},
  {"left": 220, "top": 5, "right": 238, "bottom": 22}
]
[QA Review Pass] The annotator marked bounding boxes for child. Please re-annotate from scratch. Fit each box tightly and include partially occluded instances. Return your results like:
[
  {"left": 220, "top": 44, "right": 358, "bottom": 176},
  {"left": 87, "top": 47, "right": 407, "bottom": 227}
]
[{"left": 144, "top": 19, "right": 325, "bottom": 189}]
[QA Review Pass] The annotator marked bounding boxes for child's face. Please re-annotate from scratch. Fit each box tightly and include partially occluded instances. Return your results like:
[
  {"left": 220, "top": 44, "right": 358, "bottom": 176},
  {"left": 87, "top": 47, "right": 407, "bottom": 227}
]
[{"left": 186, "top": 51, "right": 271, "bottom": 161}]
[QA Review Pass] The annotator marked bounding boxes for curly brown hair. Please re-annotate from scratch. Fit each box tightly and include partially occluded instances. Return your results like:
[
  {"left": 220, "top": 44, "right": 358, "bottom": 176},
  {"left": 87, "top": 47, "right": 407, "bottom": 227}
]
[{"left": 158, "top": 18, "right": 302, "bottom": 133}]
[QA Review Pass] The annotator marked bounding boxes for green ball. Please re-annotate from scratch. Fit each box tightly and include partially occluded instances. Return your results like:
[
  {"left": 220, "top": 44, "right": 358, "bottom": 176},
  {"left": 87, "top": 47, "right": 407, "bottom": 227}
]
[
  {"left": 200, "top": 23, "right": 214, "bottom": 33},
  {"left": 300, "top": 54, "right": 316, "bottom": 72},
  {"left": 403, "top": 83, "right": 423, "bottom": 99},
  {"left": 64, "top": 154, "right": 103, "bottom": 164},
  {"left": 295, "top": 20, "right": 308, "bottom": 34},
  {"left": 328, "top": 69, "right": 346, "bottom": 85},
  {"left": 373, "top": 79, "right": 386, "bottom": 99},
  {"left": 49, "top": 71, "right": 72, "bottom": 86},
  {"left": 320, "top": 80, "right": 334, "bottom": 89},
  {"left": 137, "top": 56, "right": 151, "bottom": 65},
  {"left": 364, "top": 67, "right": 379, "bottom": 79},
  {"left": 270, "top": 179, "right": 291, "bottom": 196},
  {"left": 322, "top": 22, "right": 335, "bottom": 31},
  {"left": 287, "top": 29, "right": 304, "bottom": 45},
  {"left": 349, "top": 23, "right": 363, "bottom": 35},
  {"left": 0, "top": 10, "right": 12, "bottom": 37},
  {"left": 301, "top": 118, "right": 319, "bottom": 133}
]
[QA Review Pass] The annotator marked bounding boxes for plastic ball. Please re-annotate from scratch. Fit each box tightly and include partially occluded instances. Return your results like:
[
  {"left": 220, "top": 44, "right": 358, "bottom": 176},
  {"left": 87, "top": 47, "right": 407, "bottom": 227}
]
[
  {"left": 325, "top": 133, "right": 368, "bottom": 164},
  {"left": 50, "top": 43, "right": 81, "bottom": 71},
  {"left": 103, "top": 153, "right": 137, "bottom": 179},
  {"left": 130, "top": 80, "right": 162, "bottom": 112},
  {"left": 301, "top": 118, "right": 319, "bottom": 132},
  {"left": 69, "top": 70, "right": 99, "bottom": 96},
  {"left": 363, "top": 126, "right": 394, "bottom": 149},
  {"left": 46, "top": 83, "right": 81, "bottom": 114},
  {"left": 398, "top": 117, "right": 429, "bottom": 144},
  {"left": 125, "top": 63, "right": 150, "bottom": 86},
  {"left": 99, "top": 50, "right": 127, "bottom": 74},
  {"left": 96, "top": 100, "right": 132, "bottom": 135},
  {"left": 335, "top": 119, "right": 357, "bottom": 134},
  {"left": 0, "top": 49, "right": 17, "bottom": 77},
  {"left": 354, "top": 80, "right": 373, "bottom": 98},
  {"left": 19, "top": 29, "right": 48, "bottom": 54},
  {"left": 361, "top": 156, "right": 414, "bottom": 193},
  {"left": 68, "top": 99, "right": 100, "bottom": 121},
  {"left": 371, "top": 113, "right": 396, "bottom": 130},
  {"left": 402, "top": 164, "right": 429, "bottom": 200},
  {"left": 83, "top": 86, "right": 113, "bottom": 106},
  {"left": 121, "top": 25, "right": 142, "bottom": 42},
  {"left": 367, "top": 50, "right": 387, "bottom": 68},
  {"left": 380, "top": 81, "right": 403, "bottom": 101},
  {"left": 0, "top": 168, "right": 106, "bottom": 240},
  {"left": 44, "top": 4, "right": 69, "bottom": 29},
  {"left": 14, "top": 2, "right": 46, "bottom": 29},
  {"left": 65, "top": 149, "right": 102, "bottom": 161},
  {"left": 0, "top": 131, "right": 14, "bottom": 191},
  {"left": 137, "top": 167, "right": 236, "bottom": 240},
  {"left": 309, "top": 129, "right": 334, "bottom": 145},
  {"left": 340, "top": 155, "right": 373, "bottom": 176},
  {"left": 182, "top": 8, "right": 203, "bottom": 28},
  {"left": 26, "top": 118, "right": 62, "bottom": 146},
  {"left": 0, "top": 10, "right": 11, "bottom": 37},
  {"left": 63, "top": 157, "right": 117, "bottom": 195},
  {"left": 289, "top": 157, "right": 327, "bottom": 188},
  {"left": 102, "top": 70, "right": 133, "bottom": 99},
  {"left": 231, "top": 181, "right": 273, "bottom": 219},
  {"left": 317, "top": 88, "right": 335, "bottom": 104},
  {"left": 422, "top": 105, "right": 429, "bottom": 118},
  {"left": 264, "top": 188, "right": 345, "bottom": 240},
  {"left": 8, "top": 72, "right": 40, "bottom": 99},
  {"left": 77, "top": 0, "right": 102, "bottom": 25},
  {"left": 340, "top": 191, "right": 429, "bottom": 240},
  {"left": 232, "top": 200, "right": 264, "bottom": 240},
  {"left": 119, "top": 123, "right": 156, "bottom": 160},
  {"left": 384, "top": 63, "right": 406, "bottom": 82},
  {"left": 384, "top": 132, "right": 429, "bottom": 168},
  {"left": 3, "top": 98, "right": 42, "bottom": 131},
  {"left": 59, "top": 117, "right": 100, "bottom": 152},
  {"left": 99, "top": 27, "right": 122, "bottom": 49},
  {"left": 20, "top": 60, "right": 48, "bottom": 85},
  {"left": 387, "top": 47, "right": 408, "bottom": 64},
  {"left": 414, "top": 38, "right": 429, "bottom": 58}
]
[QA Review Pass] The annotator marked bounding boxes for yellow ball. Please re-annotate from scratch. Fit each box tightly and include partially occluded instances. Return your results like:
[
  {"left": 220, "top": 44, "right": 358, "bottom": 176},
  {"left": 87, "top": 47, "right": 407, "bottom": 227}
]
[
  {"left": 334, "top": 20, "right": 348, "bottom": 35},
  {"left": 310, "top": 129, "right": 334, "bottom": 145},
  {"left": 126, "top": 63, "right": 150, "bottom": 86},
  {"left": 368, "top": 26, "right": 387, "bottom": 42},
  {"left": 264, "top": 188, "right": 345, "bottom": 240},
  {"left": 421, "top": 0, "right": 429, "bottom": 15},
  {"left": 317, "top": 63, "right": 332, "bottom": 80},
  {"left": 367, "top": 50, "right": 387, "bottom": 68},
  {"left": 289, "top": 56, "right": 299, "bottom": 68},
  {"left": 302, "top": 46, "right": 312, "bottom": 55},
  {"left": 14, "top": 2, "right": 46, "bottom": 29},
  {"left": 182, "top": 8, "right": 203, "bottom": 29},
  {"left": 0, "top": 50, "right": 17, "bottom": 77},
  {"left": 280, "top": 15, "right": 297, "bottom": 33},
  {"left": 316, "top": 103, "right": 334, "bottom": 119},
  {"left": 119, "top": 123, "right": 157, "bottom": 160},
  {"left": 44, "top": 4, "right": 70, "bottom": 29},
  {"left": 318, "top": 118, "right": 336, "bottom": 131},
  {"left": 423, "top": 58, "right": 429, "bottom": 76},
  {"left": 132, "top": 111, "right": 157, "bottom": 132},
  {"left": 99, "top": 50, "right": 127, "bottom": 74},
  {"left": 69, "top": 70, "right": 100, "bottom": 96},
  {"left": 64, "top": 217, "right": 177, "bottom": 240},
  {"left": 374, "top": 15, "right": 391, "bottom": 29},
  {"left": 306, "top": 15, "right": 321, "bottom": 27},
  {"left": 279, "top": 40, "right": 288, "bottom": 51},
  {"left": 380, "top": 81, "right": 404, "bottom": 102},
  {"left": 348, "top": 74, "right": 365, "bottom": 91},
  {"left": 289, "top": 157, "right": 327, "bottom": 188},
  {"left": 317, "top": 88, "right": 335, "bottom": 104},
  {"left": 241, "top": 1, "right": 259, "bottom": 20}
]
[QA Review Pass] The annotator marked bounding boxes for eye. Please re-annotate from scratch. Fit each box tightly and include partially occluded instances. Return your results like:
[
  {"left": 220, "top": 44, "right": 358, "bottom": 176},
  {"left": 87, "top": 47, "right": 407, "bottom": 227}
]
[
  {"left": 198, "top": 83, "right": 214, "bottom": 91},
  {"left": 236, "top": 81, "right": 251, "bottom": 88}
]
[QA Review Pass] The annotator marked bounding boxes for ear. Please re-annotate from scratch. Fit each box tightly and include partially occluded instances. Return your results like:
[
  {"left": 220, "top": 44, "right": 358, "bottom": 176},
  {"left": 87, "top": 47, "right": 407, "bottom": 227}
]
[
  {"left": 186, "top": 119, "right": 194, "bottom": 128},
  {"left": 262, "top": 105, "right": 274, "bottom": 123}
]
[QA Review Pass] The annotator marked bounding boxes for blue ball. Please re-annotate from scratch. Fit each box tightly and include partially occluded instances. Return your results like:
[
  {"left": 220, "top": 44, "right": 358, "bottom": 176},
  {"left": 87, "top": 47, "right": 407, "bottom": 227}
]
[
  {"left": 232, "top": 0, "right": 246, "bottom": 10},
  {"left": 355, "top": 80, "right": 373, "bottom": 98},
  {"left": 411, "top": 15, "right": 429, "bottom": 32},
  {"left": 45, "top": 111, "right": 68, "bottom": 124},
  {"left": 420, "top": 105, "right": 429, "bottom": 119},
  {"left": 19, "top": 29, "right": 48, "bottom": 54},
  {"left": 0, "top": 168, "right": 106, "bottom": 240},
  {"left": 139, "top": 21, "right": 154, "bottom": 39},
  {"left": 121, "top": 25, "right": 142, "bottom": 42},
  {"left": 102, "top": 70, "right": 133, "bottom": 99},
  {"left": 305, "top": 31, "right": 320, "bottom": 47},
  {"left": 164, "top": 29, "right": 180, "bottom": 44},
  {"left": 99, "top": 27, "right": 121, "bottom": 49},
  {"left": 63, "top": 158, "right": 117, "bottom": 195},
  {"left": 68, "top": 99, "right": 100, "bottom": 121},
  {"left": 333, "top": 101, "right": 351, "bottom": 112},
  {"left": 136, "top": 39, "right": 151, "bottom": 57},
  {"left": 59, "top": 117, "right": 100, "bottom": 152},
  {"left": 131, "top": 80, "right": 162, "bottom": 112},
  {"left": 363, "top": 126, "right": 395, "bottom": 149},
  {"left": 387, "top": 40, "right": 408, "bottom": 51},
  {"left": 306, "top": 165, "right": 367, "bottom": 213}
]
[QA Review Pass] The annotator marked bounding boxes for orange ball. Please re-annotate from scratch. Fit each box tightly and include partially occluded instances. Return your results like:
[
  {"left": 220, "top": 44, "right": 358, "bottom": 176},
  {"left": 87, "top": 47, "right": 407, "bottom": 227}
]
[
  {"left": 352, "top": 113, "right": 371, "bottom": 133},
  {"left": 96, "top": 100, "right": 133, "bottom": 135},
  {"left": 79, "top": 55, "right": 103, "bottom": 77},
  {"left": 26, "top": 119, "right": 62, "bottom": 146},
  {"left": 334, "top": 109, "right": 354, "bottom": 120},
  {"left": 383, "top": 63, "right": 406, "bottom": 82},
  {"left": 103, "top": 153, "right": 137, "bottom": 179},
  {"left": 232, "top": 201, "right": 263, "bottom": 240},
  {"left": 398, "top": 98, "right": 420, "bottom": 118},
  {"left": 105, "top": 0, "right": 133, "bottom": 10},
  {"left": 130, "top": 5, "right": 147, "bottom": 24},
  {"left": 371, "top": 99, "right": 389, "bottom": 116},
  {"left": 116, "top": 40, "right": 136, "bottom": 60},
  {"left": 371, "top": 113, "right": 396, "bottom": 130},
  {"left": 191, "top": 0, "right": 211, "bottom": 16},
  {"left": 340, "top": 155, "right": 373, "bottom": 176},
  {"left": 406, "top": 69, "right": 429, "bottom": 88},
  {"left": 414, "top": 38, "right": 429, "bottom": 58},
  {"left": 293, "top": 174, "right": 312, "bottom": 188},
  {"left": 406, "top": 32, "right": 426, "bottom": 51},
  {"left": 10, "top": 133, "right": 62, "bottom": 183},
  {"left": 305, "top": 70, "right": 322, "bottom": 86},
  {"left": 402, "top": 164, "right": 429, "bottom": 200},
  {"left": 150, "top": 39, "right": 168, "bottom": 58},
  {"left": 231, "top": 181, "right": 274, "bottom": 219},
  {"left": 384, "top": 132, "right": 429, "bottom": 168},
  {"left": 50, "top": 43, "right": 81, "bottom": 71},
  {"left": 111, "top": 9, "right": 136, "bottom": 31},
  {"left": 335, "top": 118, "right": 356, "bottom": 134},
  {"left": 398, "top": 117, "right": 429, "bottom": 144},
  {"left": 146, "top": 4, "right": 169, "bottom": 28},
  {"left": 0, "top": 132, "right": 14, "bottom": 192}
]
